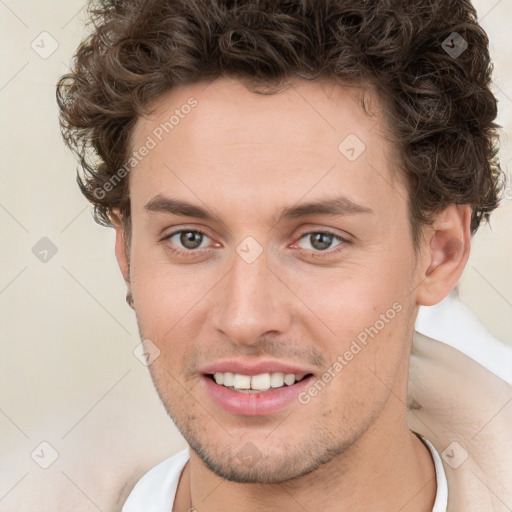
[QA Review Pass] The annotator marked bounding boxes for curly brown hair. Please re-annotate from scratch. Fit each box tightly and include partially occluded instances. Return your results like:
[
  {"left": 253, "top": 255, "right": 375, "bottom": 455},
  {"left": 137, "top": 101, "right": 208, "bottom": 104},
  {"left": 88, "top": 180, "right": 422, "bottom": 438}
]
[{"left": 56, "top": 0, "right": 503, "bottom": 246}]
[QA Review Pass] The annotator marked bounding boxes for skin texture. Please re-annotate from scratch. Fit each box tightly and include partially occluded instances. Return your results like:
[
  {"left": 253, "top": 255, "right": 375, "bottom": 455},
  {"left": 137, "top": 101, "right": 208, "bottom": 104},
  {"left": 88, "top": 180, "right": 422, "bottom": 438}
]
[{"left": 111, "top": 77, "right": 471, "bottom": 511}]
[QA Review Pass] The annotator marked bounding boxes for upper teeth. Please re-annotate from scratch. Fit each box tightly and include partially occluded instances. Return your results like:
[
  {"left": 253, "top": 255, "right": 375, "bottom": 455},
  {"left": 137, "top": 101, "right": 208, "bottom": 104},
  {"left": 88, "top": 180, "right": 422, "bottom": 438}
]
[{"left": 214, "top": 372, "right": 305, "bottom": 391}]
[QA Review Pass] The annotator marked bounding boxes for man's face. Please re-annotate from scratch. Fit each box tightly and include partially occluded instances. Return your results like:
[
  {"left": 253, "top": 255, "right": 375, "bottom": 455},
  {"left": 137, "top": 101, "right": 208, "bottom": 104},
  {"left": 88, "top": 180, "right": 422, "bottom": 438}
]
[{"left": 125, "top": 77, "right": 423, "bottom": 483}]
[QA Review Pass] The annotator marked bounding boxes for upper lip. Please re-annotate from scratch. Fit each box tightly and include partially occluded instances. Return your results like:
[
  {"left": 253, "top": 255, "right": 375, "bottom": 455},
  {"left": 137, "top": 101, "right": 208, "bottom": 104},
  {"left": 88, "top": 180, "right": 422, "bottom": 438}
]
[{"left": 200, "top": 359, "right": 315, "bottom": 377}]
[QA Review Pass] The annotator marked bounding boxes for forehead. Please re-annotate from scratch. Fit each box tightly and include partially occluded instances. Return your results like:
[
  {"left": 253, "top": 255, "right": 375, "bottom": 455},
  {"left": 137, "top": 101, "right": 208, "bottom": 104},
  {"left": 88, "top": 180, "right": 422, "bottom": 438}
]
[{"left": 129, "top": 77, "right": 406, "bottom": 223}]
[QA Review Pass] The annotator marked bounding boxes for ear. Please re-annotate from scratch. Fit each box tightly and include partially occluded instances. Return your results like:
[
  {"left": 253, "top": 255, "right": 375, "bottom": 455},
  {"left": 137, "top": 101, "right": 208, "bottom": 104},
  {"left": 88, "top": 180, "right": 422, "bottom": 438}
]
[
  {"left": 110, "top": 210, "right": 131, "bottom": 288},
  {"left": 415, "top": 204, "right": 471, "bottom": 306}
]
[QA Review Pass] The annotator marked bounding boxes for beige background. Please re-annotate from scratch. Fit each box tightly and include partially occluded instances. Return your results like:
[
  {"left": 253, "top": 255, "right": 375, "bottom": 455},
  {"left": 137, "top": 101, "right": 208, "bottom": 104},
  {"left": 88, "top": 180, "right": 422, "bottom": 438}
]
[{"left": 0, "top": 1, "right": 511, "bottom": 511}]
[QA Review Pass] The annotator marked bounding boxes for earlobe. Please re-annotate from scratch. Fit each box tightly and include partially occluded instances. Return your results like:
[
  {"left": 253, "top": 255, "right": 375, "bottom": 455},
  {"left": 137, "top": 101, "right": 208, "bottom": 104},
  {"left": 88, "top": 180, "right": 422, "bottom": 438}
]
[
  {"left": 416, "top": 205, "right": 471, "bottom": 306},
  {"left": 110, "top": 210, "right": 131, "bottom": 288}
]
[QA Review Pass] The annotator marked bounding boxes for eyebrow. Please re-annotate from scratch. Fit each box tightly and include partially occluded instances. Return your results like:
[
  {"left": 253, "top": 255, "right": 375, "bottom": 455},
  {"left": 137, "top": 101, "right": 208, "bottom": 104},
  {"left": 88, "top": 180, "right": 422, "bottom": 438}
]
[
  {"left": 144, "top": 194, "right": 374, "bottom": 225},
  {"left": 145, "top": 195, "right": 224, "bottom": 223},
  {"left": 276, "top": 195, "right": 374, "bottom": 222}
]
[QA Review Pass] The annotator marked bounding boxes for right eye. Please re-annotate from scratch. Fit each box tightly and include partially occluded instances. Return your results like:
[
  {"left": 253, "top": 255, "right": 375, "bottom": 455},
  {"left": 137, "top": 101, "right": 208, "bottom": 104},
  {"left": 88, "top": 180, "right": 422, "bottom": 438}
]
[{"left": 164, "top": 229, "right": 212, "bottom": 251}]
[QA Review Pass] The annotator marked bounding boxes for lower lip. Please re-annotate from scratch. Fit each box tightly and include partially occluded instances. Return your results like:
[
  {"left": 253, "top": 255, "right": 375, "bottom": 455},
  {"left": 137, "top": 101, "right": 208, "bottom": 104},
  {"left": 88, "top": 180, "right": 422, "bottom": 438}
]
[{"left": 201, "top": 375, "right": 314, "bottom": 416}]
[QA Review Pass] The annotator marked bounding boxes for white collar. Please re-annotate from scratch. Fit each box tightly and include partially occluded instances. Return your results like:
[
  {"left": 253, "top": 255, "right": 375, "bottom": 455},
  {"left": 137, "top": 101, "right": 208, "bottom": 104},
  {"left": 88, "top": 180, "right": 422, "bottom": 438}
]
[
  {"left": 418, "top": 435, "right": 449, "bottom": 512},
  {"left": 123, "top": 441, "right": 448, "bottom": 512}
]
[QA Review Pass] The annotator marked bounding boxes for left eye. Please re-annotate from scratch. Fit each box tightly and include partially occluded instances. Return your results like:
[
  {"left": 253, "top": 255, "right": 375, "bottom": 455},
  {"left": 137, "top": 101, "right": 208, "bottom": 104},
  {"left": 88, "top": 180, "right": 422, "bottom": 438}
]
[
  {"left": 297, "top": 232, "right": 343, "bottom": 251},
  {"left": 167, "top": 230, "right": 211, "bottom": 250}
]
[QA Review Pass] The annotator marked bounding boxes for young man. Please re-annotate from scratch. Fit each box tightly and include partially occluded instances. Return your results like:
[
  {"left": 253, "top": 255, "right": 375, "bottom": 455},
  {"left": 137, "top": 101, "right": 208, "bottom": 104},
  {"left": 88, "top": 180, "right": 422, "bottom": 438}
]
[{"left": 57, "top": 0, "right": 512, "bottom": 510}]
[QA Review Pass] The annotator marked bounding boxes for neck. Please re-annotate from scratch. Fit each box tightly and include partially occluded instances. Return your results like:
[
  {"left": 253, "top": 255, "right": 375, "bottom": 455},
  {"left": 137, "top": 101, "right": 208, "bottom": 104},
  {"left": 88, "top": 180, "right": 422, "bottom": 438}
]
[{"left": 175, "top": 404, "right": 436, "bottom": 512}]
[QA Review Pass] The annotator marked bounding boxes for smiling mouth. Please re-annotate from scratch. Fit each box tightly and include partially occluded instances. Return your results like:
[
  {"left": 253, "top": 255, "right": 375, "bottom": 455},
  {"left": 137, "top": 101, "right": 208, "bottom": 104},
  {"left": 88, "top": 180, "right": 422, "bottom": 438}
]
[{"left": 206, "top": 372, "right": 314, "bottom": 393}]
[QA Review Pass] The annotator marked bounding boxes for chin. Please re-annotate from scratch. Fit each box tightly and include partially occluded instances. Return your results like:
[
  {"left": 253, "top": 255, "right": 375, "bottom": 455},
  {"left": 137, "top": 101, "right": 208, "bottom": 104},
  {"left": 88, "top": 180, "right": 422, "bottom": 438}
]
[
  {"left": 195, "top": 448, "right": 321, "bottom": 484},
  {"left": 182, "top": 429, "right": 353, "bottom": 484}
]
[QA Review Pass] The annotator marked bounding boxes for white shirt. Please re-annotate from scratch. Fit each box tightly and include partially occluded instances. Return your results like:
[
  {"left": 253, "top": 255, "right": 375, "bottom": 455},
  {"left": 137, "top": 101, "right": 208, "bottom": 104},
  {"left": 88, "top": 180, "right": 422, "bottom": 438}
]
[{"left": 122, "top": 436, "right": 448, "bottom": 512}]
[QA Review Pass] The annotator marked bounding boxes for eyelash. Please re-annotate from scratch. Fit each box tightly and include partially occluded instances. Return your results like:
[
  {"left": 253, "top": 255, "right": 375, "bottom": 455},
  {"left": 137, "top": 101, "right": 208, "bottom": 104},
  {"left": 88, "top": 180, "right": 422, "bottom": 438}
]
[
  {"left": 161, "top": 229, "right": 350, "bottom": 259},
  {"left": 298, "top": 231, "right": 349, "bottom": 258}
]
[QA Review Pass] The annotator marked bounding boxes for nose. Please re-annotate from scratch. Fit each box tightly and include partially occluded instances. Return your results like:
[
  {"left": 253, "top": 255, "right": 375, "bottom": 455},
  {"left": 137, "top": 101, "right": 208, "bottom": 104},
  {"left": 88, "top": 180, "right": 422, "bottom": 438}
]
[{"left": 211, "top": 247, "right": 292, "bottom": 347}]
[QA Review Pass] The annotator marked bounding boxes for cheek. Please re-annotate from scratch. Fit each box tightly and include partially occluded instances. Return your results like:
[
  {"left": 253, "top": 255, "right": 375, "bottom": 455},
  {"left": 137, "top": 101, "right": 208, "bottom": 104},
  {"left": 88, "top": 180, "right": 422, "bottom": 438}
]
[
  {"left": 129, "top": 246, "right": 203, "bottom": 332},
  {"left": 129, "top": 247, "right": 216, "bottom": 380},
  {"left": 292, "top": 259, "right": 412, "bottom": 339},
  {"left": 288, "top": 254, "right": 416, "bottom": 394}
]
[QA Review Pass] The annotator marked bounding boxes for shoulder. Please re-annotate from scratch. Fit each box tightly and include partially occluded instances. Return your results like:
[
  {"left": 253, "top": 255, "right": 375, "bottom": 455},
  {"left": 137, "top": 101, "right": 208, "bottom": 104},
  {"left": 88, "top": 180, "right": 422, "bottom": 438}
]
[{"left": 122, "top": 449, "right": 190, "bottom": 512}]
